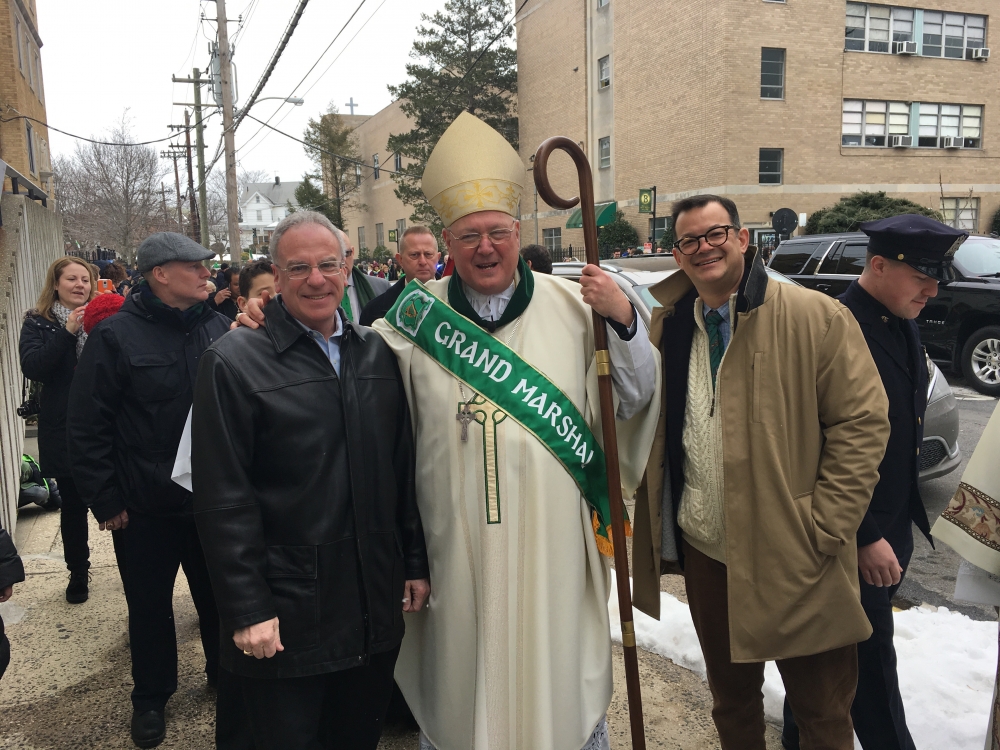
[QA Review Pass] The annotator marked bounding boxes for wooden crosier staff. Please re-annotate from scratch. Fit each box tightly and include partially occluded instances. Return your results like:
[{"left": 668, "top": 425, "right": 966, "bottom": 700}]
[{"left": 533, "top": 137, "right": 647, "bottom": 749}]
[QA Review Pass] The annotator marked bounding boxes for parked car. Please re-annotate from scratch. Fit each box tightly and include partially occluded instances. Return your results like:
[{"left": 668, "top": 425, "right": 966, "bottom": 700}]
[
  {"left": 552, "top": 260, "right": 961, "bottom": 480},
  {"left": 768, "top": 232, "right": 1000, "bottom": 396}
]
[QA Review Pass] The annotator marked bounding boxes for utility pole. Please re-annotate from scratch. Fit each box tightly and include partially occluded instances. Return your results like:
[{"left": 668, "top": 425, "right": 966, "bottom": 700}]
[
  {"left": 192, "top": 68, "right": 210, "bottom": 248},
  {"left": 161, "top": 149, "right": 184, "bottom": 231},
  {"left": 216, "top": 0, "right": 241, "bottom": 262},
  {"left": 183, "top": 111, "right": 201, "bottom": 243},
  {"left": 160, "top": 183, "right": 170, "bottom": 227}
]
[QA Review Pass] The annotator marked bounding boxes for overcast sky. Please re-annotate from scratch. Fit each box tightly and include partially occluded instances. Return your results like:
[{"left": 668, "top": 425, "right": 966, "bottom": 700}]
[{"left": 38, "top": 0, "right": 451, "bottom": 187}]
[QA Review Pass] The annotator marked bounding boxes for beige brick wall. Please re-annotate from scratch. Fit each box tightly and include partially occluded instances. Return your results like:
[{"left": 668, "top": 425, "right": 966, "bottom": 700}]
[
  {"left": 0, "top": 0, "right": 51, "bottom": 201},
  {"left": 519, "top": 0, "right": 1000, "bottom": 245},
  {"left": 337, "top": 100, "right": 427, "bottom": 252}
]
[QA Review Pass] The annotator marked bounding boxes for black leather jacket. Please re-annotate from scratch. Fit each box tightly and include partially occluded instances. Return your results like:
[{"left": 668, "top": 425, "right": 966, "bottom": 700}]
[
  {"left": 192, "top": 300, "right": 428, "bottom": 678},
  {"left": 68, "top": 292, "right": 232, "bottom": 522}
]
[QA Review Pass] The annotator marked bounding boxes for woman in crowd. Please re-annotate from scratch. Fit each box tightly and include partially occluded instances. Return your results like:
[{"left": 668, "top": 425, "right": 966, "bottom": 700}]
[{"left": 19, "top": 256, "right": 98, "bottom": 604}]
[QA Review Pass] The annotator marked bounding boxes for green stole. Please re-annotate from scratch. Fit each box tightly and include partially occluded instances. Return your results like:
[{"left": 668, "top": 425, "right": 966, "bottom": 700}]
[{"left": 341, "top": 267, "right": 378, "bottom": 322}]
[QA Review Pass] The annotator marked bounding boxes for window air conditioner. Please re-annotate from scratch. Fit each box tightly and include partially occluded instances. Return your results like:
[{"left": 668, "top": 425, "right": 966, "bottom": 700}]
[
  {"left": 942, "top": 136, "right": 963, "bottom": 149},
  {"left": 972, "top": 48, "right": 990, "bottom": 61},
  {"left": 890, "top": 135, "right": 913, "bottom": 148},
  {"left": 892, "top": 41, "right": 918, "bottom": 55}
]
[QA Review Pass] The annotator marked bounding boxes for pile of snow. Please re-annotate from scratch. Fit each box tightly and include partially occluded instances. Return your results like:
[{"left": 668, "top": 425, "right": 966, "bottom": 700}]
[{"left": 608, "top": 578, "right": 997, "bottom": 750}]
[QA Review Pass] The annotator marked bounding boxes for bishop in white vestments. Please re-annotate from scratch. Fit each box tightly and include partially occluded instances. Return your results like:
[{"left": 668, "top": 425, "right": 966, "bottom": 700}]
[{"left": 372, "top": 112, "right": 661, "bottom": 750}]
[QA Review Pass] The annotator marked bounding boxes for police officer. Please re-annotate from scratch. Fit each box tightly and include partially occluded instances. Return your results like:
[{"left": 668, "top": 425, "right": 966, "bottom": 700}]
[{"left": 782, "top": 214, "right": 967, "bottom": 750}]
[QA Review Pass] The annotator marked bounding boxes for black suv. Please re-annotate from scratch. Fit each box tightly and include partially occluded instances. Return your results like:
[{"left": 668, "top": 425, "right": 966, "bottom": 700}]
[{"left": 769, "top": 232, "right": 1000, "bottom": 396}]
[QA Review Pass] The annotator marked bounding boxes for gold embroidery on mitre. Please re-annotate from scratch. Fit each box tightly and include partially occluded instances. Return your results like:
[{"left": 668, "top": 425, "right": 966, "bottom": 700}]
[{"left": 429, "top": 179, "right": 523, "bottom": 225}]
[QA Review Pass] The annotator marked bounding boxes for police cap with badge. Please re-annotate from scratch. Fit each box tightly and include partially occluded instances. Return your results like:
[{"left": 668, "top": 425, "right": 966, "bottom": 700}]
[{"left": 860, "top": 213, "right": 968, "bottom": 282}]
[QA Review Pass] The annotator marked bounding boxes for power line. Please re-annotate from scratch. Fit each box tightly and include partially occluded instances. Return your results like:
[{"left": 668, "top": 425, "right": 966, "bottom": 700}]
[
  {"left": 232, "top": 0, "right": 311, "bottom": 133},
  {"left": 0, "top": 109, "right": 218, "bottom": 147},
  {"left": 236, "top": 0, "right": 388, "bottom": 160}
]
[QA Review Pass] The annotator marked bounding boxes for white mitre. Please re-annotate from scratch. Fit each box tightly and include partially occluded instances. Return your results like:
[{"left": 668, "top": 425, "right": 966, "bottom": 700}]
[{"left": 421, "top": 111, "right": 525, "bottom": 227}]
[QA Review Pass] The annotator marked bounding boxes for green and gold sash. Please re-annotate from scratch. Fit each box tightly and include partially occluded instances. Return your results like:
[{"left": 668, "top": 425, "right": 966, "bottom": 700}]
[{"left": 385, "top": 280, "right": 626, "bottom": 556}]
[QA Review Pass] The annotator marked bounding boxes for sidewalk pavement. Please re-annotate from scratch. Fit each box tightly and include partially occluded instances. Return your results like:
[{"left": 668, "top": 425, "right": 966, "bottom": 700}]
[{"left": 0, "top": 448, "right": 780, "bottom": 748}]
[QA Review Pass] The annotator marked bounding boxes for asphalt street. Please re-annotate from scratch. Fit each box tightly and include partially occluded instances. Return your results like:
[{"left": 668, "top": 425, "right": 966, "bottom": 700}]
[{"left": 897, "top": 372, "right": 999, "bottom": 622}]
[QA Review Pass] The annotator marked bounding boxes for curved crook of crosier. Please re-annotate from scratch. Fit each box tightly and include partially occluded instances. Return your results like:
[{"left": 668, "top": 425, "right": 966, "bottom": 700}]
[{"left": 532, "top": 137, "right": 600, "bottom": 266}]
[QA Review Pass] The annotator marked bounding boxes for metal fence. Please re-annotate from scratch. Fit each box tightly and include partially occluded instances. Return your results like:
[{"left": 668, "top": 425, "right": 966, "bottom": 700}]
[{"left": 0, "top": 194, "right": 65, "bottom": 532}]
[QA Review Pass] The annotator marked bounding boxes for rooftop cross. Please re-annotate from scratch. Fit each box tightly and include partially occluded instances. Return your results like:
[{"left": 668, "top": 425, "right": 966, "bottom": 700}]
[{"left": 345, "top": 97, "right": 359, "bottom": 115}]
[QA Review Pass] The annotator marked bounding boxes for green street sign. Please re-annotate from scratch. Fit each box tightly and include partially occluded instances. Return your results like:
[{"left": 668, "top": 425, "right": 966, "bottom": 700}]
[
  {"left": 388, "top": 229, "right": 398, "bottom": 242},
  {"left": 638, "top": 188, "right": 653, "bottom": 214}
]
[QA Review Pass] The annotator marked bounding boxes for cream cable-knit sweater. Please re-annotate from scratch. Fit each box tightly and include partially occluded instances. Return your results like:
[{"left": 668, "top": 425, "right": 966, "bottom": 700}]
[{"left": 677, "top": 297, "right": 733, "bottom": 564}]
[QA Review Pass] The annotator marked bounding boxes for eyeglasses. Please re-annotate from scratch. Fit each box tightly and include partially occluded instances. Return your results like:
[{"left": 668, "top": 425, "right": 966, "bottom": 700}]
[
  {"left": 446, "top": 223, "right": 516, "bottom": 250},
  {"left": 673, "top": 225, "right": 737, "bottom": 255},
  {"left": 275, "top": 258, "right": 344, "bottom": 279}
]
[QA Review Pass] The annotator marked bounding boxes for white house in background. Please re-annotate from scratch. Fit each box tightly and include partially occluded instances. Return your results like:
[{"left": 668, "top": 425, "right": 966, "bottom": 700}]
[{"left": 239, "top": 176, "right": 301, "bottom": 250}]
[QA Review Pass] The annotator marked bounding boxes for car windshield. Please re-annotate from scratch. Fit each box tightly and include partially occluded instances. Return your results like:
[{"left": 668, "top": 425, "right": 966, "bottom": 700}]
[
  {"left": 634, "top": 284, "right": 661, "bottom": 312},
  {"left": 955, "top": 239, "right": 1000, "bottom": 276}
]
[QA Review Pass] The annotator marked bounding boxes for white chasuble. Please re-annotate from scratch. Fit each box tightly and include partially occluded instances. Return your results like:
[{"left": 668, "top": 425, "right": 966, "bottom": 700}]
[{"left": 373, "top": 273, "right": 660, "bottom": 750}]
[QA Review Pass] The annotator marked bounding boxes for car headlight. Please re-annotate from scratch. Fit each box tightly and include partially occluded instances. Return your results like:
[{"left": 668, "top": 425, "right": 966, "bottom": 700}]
[{"left": 926, "top": 359, "right": 952, "bottom": 405}]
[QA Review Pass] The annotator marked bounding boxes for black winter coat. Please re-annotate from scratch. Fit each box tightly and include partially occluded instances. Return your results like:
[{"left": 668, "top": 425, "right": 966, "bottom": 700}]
[
  {"left": 840, "top": 281, "right": 929, "bottom": 555},
  {"left": 192, "top": 300, "right": 428, "bottom": 678},
  {"left": 19, "top": 312, "right": 79, "bottom": 477},
  {"left": 67, "top": 292, "right": 232, "bottom": 522},
  {"left": 0, "top": 522, "right": 25, "bottom": 679}
]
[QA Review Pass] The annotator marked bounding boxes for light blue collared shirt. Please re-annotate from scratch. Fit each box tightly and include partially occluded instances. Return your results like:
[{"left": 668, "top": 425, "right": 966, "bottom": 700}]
[
  {"left": 291, "top": 308, "right": 344, "bottom": 376},
  {"left": 703, "top": 301, "right": 732, "bottom": 351}
]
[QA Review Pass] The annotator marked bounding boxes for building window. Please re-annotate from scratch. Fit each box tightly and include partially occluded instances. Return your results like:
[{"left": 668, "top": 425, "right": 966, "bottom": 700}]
[
  {"left": 841, "top": 100, "right": 909, "bottom": 146},
  {"left": 597, "top": 0, "right": 608, "bottom": 8},
  {"left": 845, "top": 4, "right": 913, "bottom": 53},
  {"left": 543, "top": 227, "right": 562, "bottom": 251},
  {"left": 394, "top": 152, "right": 402, "bottom": 171},
  {"left": 760, "top": 48, "right": 785, "bottom": 99},
  {"left": 15, "top": 19, "right": 23, "bottom": 72},
  {"left": 918, "top": 103, "right": 982, "bottom": 148},
  {"left": 758, "top": 148, "right": 782, "bottom": 185},
  {"left": 650, "top": 216, "right": 670, "bottom": 241},
  {"left": 375, "top": 222, "right": 384, "bottom": 247},
  {"left": 255, "top": 210, "right": 262, "bottom": 221},
  {"left": 373, "top": 154, "right": 380, "bottom": 180},
  {"left": 27, "top": 43, "right": 34, "bottom": 90},
  {"left": 598, "top": 56, "right": 611, "bottom": 89},
  {"left": 941, "top": 197, "right": 979, "bottom": 231},
  {"left": 34, "top": 52, "right": 43, "bottom": 102},
  {"left": 355, "top": 164, "right": 362, "bottom": 186},
  {"left": 26, "top": 122, "right": 36, "bottom": 174},
  {"left": 923, "top": 12, "right": 986, "bottom": 59},
  {"left": 358, "top": 226, "right": 367, "bottom": 250},
  {"left": 396, "top": 219, "right": 406, "bottom": 241},
  {"left": 598, "top": 137, "right": 611, "bottom": 169}
]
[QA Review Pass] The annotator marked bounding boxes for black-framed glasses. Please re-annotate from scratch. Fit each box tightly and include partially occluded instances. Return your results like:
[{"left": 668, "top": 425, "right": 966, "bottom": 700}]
[
  {"left": 673, "top": 225, "right": 737, "bottom": 255},
  {"left": 275, "top": 258, "right": 344, "bottom": 279},
  {"left": 446, "top": 223, "right": 517, "bottom": 250}
]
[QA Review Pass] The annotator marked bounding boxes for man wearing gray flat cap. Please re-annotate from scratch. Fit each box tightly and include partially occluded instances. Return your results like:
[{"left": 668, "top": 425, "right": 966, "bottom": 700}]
[{"left": 68, "top": 232, "right": 234, "bottom": 748}]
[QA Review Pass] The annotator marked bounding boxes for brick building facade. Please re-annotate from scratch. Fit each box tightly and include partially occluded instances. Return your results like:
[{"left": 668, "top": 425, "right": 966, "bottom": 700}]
[
  {"left": 516, "top": 0, "right": 998, "bottom": 252},
  {"left": 0, "top": 0, "right": 52, "bottom": 203}
]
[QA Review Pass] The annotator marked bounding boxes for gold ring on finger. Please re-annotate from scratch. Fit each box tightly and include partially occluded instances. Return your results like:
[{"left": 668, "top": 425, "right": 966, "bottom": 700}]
[{"left": 244, "top": 650, "right": 253, "bottom": 656}]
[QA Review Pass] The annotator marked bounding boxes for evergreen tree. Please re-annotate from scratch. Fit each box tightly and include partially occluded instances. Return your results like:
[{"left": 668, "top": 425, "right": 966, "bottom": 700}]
[
  {"left": 295, "top": 175, "right": 339, "bottom": 223},
  {"left": 990, "top": 205, "right": 1000, "bottom": 236},
  {"left": 598, "top": 210, "right": 640, "bottom": 250},
  {"left": 805, "top": 191, "right": 941, "bottom": 234},
  {"left": 302, "top": 105, "right": 365, "bottom": 229},
  {"left": 387, "top": 0, "right": 517, "bottom": 234}
]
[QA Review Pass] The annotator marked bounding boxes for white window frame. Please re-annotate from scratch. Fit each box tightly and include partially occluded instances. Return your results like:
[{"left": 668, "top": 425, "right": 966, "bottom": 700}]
[
  {"left": 26, "top": 121, "right": 36, "bottom": 174},
  {"left": 256, "top": 210, "right": 263, "bottom": 222},
  {"left": 760, "top": 48, "right": 785, "bottom": 99},
  {"left": 598, "top": 137, "right": 611, "bottom": 169},
  {"left": 597, "top": 0, "right": 608, "bottom": 8},
  {"left": 34, "top": 50, "right": 42, "bottom": 101},
  {"left": 845, "top": 3, "right": 914, "bottom": 54},
  {"left": 14, "top": 18, "right": 23, "bottom": 73},
  {"left": 358, "top": 226, "right": 367, "bottom": 250},
  {"left": 394, "top": 152, "right": 402, "bottom": 171},
  {"left": 940, "top": 196, "right": 979, "bottom": 231},
  {"left": 922, "top": 11, "right": 987, "bottom": 60},
  {"left": 918, "top": 102, "right": 982, "bottom": 148},
  {"left": 841, "top": 99, "right": 909, "bottom": 147},
  {"left": 355, "top": 164, "right": 362, "bottom": 186},
  {"left": 396, "top": 218, "right": 406, "bottom": 240},
  {"left": 543, "top": 227, "right": 562, "bottom": 252},
  {"left": 598, "top": 56, "right": 610, "bottom": 89},
  {"left": 758, "top": 148, "right": 782, "bottom": 185},
  {"left": 373, "top": 154, "right": 380, "bottom": 180},
  {"left": 375, "top": 222, "right": 384, "bottom": 247}
]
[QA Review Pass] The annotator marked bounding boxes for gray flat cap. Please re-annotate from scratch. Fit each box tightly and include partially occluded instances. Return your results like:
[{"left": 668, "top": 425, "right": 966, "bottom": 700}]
[{"left": 137, "top": 232, "right": 214, "bottom": 273}]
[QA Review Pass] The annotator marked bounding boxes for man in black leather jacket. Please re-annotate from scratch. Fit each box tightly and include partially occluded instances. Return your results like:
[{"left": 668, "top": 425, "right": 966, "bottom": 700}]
[
  {"left": 192, "top": 211, "right": 429, "bottom": 750},
  {"left": 68, "top": 233, "right": 230, "bottom": 749}
]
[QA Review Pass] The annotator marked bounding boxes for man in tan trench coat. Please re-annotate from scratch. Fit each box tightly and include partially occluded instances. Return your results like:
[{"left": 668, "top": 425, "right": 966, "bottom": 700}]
[{"left": 632, "top": 195, "right": 890, "bottom": 750}]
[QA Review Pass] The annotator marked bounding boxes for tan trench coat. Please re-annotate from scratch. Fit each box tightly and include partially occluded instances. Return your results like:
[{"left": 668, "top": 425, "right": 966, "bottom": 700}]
[{"left": 632, "top": 258, "right": 890, "bottom": 662}]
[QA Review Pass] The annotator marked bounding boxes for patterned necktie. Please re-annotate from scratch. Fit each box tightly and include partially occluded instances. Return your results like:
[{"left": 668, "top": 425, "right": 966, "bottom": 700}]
[
  {"left": 341, "top": 287, "right": 354, "bottom": 322},
  {"left": 705, "top": 310, "right": 725, "bottom": 387}
]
